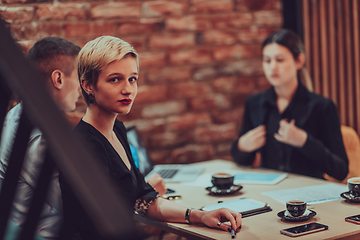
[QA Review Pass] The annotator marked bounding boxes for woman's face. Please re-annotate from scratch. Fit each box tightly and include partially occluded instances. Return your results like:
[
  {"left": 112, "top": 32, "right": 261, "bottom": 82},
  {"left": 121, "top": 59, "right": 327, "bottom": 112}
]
[
  {"left": 262, "top": 43, "right": 302, "bottom": 88},
  {"left": 92, "top": 57, "right": 138, "bottom": 115}
]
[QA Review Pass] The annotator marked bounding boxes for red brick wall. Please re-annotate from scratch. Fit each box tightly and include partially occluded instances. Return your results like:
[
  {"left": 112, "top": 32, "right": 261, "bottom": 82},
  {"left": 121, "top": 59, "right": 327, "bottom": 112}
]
[{"left": 0, "top": 0, "right": 282, "bottom": 164}]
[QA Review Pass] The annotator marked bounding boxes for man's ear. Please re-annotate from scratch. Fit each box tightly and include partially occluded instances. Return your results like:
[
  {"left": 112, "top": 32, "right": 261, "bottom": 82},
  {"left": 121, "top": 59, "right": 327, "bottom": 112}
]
[
  {"left": 81, "top": 79, "right": 93, "bottom": 95},
  {"left": 296, "top": 53, "right": 306, "bottom": 70},
  {"left": 51, "top": 70, "right": 63, "bottom": 90}
]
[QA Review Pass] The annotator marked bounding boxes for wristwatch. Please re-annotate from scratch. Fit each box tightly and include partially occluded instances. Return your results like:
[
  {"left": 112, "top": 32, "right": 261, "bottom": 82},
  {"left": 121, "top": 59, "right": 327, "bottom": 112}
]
[{"left": 185, "top": 208, "right": 194, "bottom": 224}]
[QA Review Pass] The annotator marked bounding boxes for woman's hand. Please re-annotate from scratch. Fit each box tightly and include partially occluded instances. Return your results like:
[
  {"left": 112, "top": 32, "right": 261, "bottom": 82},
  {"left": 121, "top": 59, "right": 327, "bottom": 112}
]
[
  {"left": 147, "top": 200, "right": 241, "bottom": 231},
  {"left": 199, "top": 208, "right": 242, "bottom": 232},
  {"left": 147, "top": 174, "right": 167, "bottom": 195},
  {"left": 274, "top": 119, "right": 307, "bottom": 147},
  {"left": 238, "top": 125, "right": 266, "bottom": 152}
]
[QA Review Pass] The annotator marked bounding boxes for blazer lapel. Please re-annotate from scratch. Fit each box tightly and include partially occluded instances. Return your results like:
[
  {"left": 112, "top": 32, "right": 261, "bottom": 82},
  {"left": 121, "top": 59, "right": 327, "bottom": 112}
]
[
  {"left": 258, "top": 88, "right": 273, "bottom": 126},
  {"left": 292, "top": 84, "right": 312, "bottom": 129}
]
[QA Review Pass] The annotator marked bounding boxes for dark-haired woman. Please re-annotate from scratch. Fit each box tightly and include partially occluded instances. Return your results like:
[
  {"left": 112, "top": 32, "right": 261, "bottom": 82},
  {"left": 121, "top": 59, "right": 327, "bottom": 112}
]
[{"left": 231, "top": 29, "right": 348, "bottom": 181}]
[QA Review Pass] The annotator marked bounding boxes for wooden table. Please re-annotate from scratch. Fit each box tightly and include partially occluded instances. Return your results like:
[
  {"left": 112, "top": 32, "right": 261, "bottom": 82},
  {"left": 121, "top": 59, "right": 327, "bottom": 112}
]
[{"left": 135, "top": 160, "right": 360, "bottom": 240}]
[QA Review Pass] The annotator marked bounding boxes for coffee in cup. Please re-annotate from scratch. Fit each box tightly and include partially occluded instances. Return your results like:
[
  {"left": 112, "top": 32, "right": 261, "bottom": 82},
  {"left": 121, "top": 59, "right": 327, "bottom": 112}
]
[
  {"left": 286, "top": 200, "right": 307, "bottom": 217},
  {"left": 347, "top": 177, "right": 360, "bottom": 196},
  {"left": 211, "top": 173, "right": 234, "bottom": 189}
]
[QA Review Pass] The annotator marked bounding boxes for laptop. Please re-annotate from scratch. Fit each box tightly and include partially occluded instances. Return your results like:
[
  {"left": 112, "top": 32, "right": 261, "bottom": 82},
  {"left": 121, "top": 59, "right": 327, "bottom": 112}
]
[{"left": 126, "top": 126, "right": 204, "bottom": 182}]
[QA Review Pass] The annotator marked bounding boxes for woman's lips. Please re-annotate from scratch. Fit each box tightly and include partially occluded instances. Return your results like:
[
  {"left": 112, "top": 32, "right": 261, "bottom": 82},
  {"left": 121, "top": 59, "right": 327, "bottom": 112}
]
[{"left": 119, "top": 99, "right": 132, "bottom": 105}]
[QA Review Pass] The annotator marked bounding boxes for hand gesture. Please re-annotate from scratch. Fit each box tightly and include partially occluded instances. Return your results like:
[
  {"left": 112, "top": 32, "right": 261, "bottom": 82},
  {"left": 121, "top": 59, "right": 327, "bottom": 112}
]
[
  {"left": 201, "top": 208, "right": 242, "bottom": 233},
  {"left": 274, "top": 119, "right": 307, "bottom": 147},
  {"left": 147, "top": 174, "right": 167, "bottom": 195},
  {"left": 238, "top": 125, "right": 266, "bottom": 152}
]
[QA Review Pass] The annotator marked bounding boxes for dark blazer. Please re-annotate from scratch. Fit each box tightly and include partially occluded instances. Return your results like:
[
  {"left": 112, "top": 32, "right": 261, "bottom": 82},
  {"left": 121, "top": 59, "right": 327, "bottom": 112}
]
[
  {"left": 60, "top": 119, "right": 157, "bottom": 240},
  {"left": 231, "top": 83, "right": 349, "bottom": 181}
]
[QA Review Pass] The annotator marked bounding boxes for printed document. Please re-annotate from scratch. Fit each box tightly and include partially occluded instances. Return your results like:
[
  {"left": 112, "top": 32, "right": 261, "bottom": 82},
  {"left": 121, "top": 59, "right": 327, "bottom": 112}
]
[{"left": 262, "top": 183, "right": 347, "bottom": 204}]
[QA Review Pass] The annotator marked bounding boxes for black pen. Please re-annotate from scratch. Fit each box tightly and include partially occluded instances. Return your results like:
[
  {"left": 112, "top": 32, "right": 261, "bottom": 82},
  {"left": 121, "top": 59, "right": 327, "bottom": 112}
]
[{"left": 231, "top": 228, "right": 236, "bottom": 238}]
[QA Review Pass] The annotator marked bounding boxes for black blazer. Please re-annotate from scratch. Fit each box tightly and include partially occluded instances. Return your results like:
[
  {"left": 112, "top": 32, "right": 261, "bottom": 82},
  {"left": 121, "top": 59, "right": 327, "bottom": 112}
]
[
  {"left": 231, "top": 83, "right": 349, "bottom": 181},
  {"left": 60, "top": 119, "right": 157, "bottom": 240}
]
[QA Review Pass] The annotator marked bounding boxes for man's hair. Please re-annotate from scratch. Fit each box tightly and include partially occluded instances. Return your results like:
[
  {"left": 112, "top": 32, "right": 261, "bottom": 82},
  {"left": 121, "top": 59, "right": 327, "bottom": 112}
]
[
  {"left": 27, "top": 37, "right": 81, "bottom": 80},
  {"left": 77, "top": 35, "right": 138, "bottom": 105}
]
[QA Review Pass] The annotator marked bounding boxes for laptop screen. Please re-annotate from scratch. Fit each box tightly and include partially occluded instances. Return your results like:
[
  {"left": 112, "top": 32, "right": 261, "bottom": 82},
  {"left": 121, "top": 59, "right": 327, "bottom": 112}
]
[{"left": 126, "top": 126, "right": 154, "bottom": 176}]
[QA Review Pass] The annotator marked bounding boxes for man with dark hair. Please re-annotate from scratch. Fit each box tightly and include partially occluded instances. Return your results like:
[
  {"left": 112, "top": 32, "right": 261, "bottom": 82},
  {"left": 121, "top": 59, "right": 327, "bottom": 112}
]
[{"left": 0, "top": 37, "right": 80, "bottom": 239}]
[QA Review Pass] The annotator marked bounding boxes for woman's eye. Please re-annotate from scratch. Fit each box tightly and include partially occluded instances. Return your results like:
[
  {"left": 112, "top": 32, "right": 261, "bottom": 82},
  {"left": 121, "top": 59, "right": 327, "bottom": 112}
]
[
  {"left": 109, "top": 77, "right": 119, "bottom": 83},
  {"left": 276, "top": 58, "right": 284, "bottom": 62},
  {"left": 263, "top": 59, "right": 271, "bottom": 63},
  {"left": 129, "top": 77, "right": 137, "bottom": 83}
]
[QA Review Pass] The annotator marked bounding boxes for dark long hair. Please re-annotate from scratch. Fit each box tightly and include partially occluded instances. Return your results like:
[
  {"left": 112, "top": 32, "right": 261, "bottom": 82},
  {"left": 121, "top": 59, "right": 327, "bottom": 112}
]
[{"left": 262, "top": 29, "right": 313, "bottom": 91}]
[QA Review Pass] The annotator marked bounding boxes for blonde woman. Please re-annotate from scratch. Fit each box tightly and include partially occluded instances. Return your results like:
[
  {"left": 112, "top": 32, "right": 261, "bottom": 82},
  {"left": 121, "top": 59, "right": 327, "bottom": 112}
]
[{"left": 59, "top": 36, "right": 241, "bottom": 239}]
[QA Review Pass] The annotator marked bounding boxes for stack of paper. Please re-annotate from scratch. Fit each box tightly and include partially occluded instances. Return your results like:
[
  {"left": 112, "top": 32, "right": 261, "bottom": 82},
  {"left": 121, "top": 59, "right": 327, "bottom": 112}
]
[
  {"left": 182, "top": 170, "right": 287, "bottom": 187},
  {"left": 261, "top": 183, "right": 347, "bottom": 204},
  {"left": 234, "top": 172, "right": 287, "bottom": 185}
]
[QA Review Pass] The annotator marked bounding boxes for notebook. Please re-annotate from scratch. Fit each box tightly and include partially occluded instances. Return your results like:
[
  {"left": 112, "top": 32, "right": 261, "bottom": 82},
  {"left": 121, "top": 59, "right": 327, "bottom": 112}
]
[
  {"left": 234, "top": 172, "right": 288, "bottom": 185},
  {"left": 126, "top": 126, "right": 204, "bottom": 182}
]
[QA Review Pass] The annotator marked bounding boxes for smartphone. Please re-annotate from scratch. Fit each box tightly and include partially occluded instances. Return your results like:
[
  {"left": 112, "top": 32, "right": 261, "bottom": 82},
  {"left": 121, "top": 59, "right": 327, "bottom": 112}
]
[
  {"left": 280, "top": 222, "right": 328, "bottom": 237},
  {"left": 345, "top": 214, "right": 360, "bottom": 224}
]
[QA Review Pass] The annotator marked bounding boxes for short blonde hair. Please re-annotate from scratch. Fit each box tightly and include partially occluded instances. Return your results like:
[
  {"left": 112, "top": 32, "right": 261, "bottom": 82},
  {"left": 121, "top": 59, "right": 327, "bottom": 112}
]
[{"left": 78, "top": 36, "right": 139, "bottom": 104}]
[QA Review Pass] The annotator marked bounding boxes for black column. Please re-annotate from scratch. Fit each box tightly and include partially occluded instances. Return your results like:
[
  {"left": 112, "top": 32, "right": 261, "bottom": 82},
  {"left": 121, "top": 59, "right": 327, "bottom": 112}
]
[{"left": 282, "top": 0, "right": 304, "bottom": 40}]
